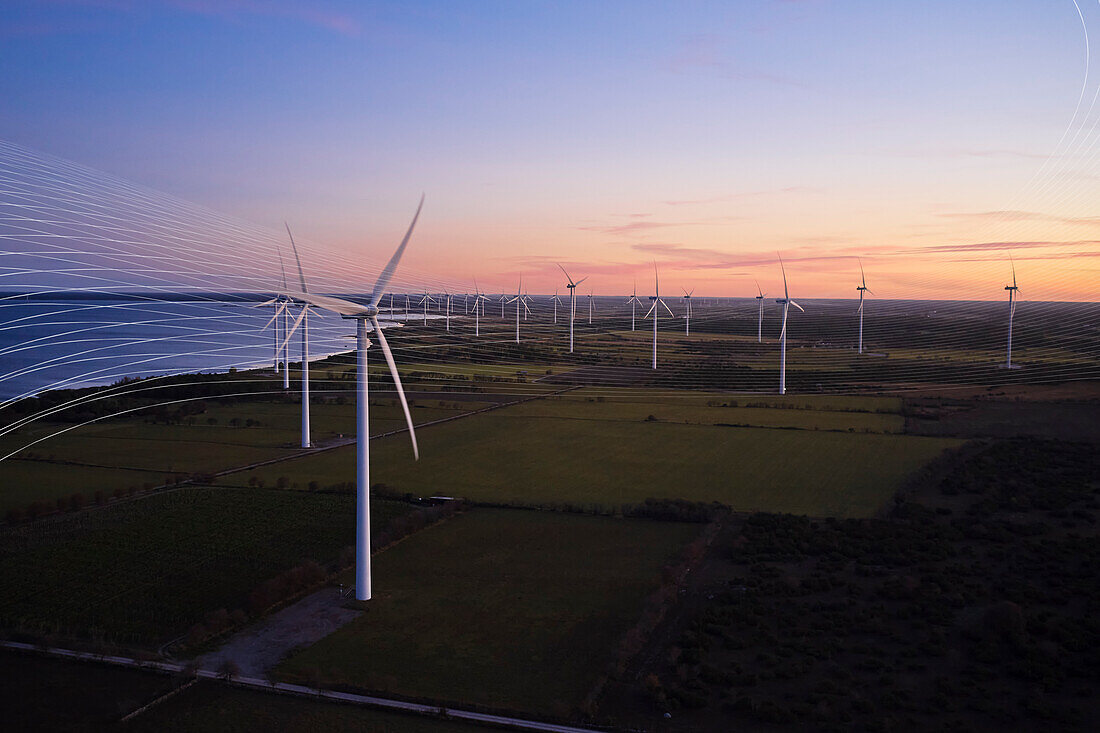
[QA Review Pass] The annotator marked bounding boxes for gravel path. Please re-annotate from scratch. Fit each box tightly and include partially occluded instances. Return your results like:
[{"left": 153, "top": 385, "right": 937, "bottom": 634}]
[{"left": 200, "top": 586, "right": 358, "bottom": 677}]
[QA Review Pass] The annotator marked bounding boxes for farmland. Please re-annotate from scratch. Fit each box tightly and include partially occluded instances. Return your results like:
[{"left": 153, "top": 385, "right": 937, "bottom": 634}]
[
  {"left": 126, "top": 681, "right": 493, "bottom": 733},
  {"left": 235, "top": 392, "right": 960, "bottom": 518},
  {"left": 278, "top": 508, "right": 700, "bottom": 716},
  {"left": 0, "top": 396, "right": 490, "bottom": 513},
  {"left": 0, "top": 487, "right": 413, "bottom": 644}
]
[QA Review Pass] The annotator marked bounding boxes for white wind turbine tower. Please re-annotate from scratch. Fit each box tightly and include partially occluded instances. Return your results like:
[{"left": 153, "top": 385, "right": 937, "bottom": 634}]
[
  {"left": 587, "top": 291, "right": 594, "bottom": 324},
  {"left": 642, "top": 263, "right": 675, "bottom": 369},
  {"left": 255, "top": 254, "right": 290, "bottom": 376},
  {"left": 507, "top": 279, "right": 531, "bottom": 343},
  {"left": 418, "top": 293, "right": 435, "bottom": 324},
  {"left": 1004, "top": 259, "right": 1020, "bottom": 369},
  {"left": 681, "top": 287, "right": 694, "bottom": 335},
  {"left": 472, "top": 280, "right": 490, "bottom": 336},
  {"left": 442, "top": 290, "right": 453, "bottom": 332},
  {"left": 855, "top": 258, "right": 873, "bottom": 354},
  {"left": 551, "top": 288, "right": 564, "bottom": 324},
  {"left": 557, "top": 264, "right": 587, "bottom": 353},
  {"left": 498, "top": 292, "right": 508, "bottom": 318},
  {"left": 626, "top": 281, "right": 641, "bottom": 331},
  {"left": 774, "top": 255, "right": 804, "bottom": 395},
  {"left": 754, "top": 280, "right": 767, "bottom": 343},
  {"left": 282, "top": 196, "right": 423, "bottom": 601}
]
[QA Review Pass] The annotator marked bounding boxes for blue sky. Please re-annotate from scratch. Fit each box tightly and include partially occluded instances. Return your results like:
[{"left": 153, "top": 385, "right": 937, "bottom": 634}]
[{"left": 1, "top": 1, "right": 1097, "bottom": 299}]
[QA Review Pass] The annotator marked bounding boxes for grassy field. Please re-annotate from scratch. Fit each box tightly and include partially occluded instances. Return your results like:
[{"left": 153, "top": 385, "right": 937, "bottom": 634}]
[
  {"left": 0, "top": 487, "right": 412, "bottom": 644},
  {"left": 127, "top": 681, "right": 493, "bottom": 733},
  {"left": 278, "top": 508, "right": 699, "bottom": 716},
  {"left": 0, "top": 398, "right": 485, "bottom": 512},
  {"left": 0, "top": 650, "right": 178, "bottom": 731},
  {"left": 236, "top": 401, "right": 960, "bottom": 517},
  {"left": 507, "top": 389, "right": 905, "bottom": 432}
]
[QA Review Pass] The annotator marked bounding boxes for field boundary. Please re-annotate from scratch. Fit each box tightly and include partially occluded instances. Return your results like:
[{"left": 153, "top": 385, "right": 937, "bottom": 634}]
[{"left": 0, "top": 642, "right": 604, "bottom": 733}]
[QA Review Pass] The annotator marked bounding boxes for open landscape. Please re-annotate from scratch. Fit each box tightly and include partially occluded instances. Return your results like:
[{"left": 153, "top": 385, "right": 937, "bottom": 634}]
[{"left": 3, "top": 3, "right": 1100, "bottom": 731}]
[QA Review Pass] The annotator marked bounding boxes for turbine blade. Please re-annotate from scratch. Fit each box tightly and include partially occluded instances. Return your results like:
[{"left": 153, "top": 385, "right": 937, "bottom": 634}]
[
  {"left": 285, "top": 223, "right": 308, "bottom": 293},
  {"left": 370, "top": 194, "right": 425, "bottom": 308},
  {"left": 859, "top": 257, "right": 866, "bottom": 289},
  {"left": 253, "top": 298, "right": 279, "bottom": 308},
  {"left": 791, "top": 300, "right": 805, "bottom": 312},
  {"left": 371, "top": 316, "right": 419, "bottom": 460},
  {"left": 643, "top": 301, "right": 657, "bottom": 319},
  {"left": 574, "top": 276, "right": 588, "bottom": 287},
  {"left": 779, "top": 253, "right": 788, "bottom": 300},
  {"left": 556, "top": 263, "right": 575, "bottom": 286},
  {"left": 278, "top": 307, "right": 309, "bottom": 353},
  {"left": 661, "top": 299, "right": 675, "bottom": 317}
]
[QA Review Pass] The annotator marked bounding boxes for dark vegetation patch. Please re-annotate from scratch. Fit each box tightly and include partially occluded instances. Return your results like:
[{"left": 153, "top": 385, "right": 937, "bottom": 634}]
[
  {"left": 620, "top": 440, "right": 1100, "bottom": 731},
  {"left": 0, "top": 488, "right": 414, "bottom": 647}
]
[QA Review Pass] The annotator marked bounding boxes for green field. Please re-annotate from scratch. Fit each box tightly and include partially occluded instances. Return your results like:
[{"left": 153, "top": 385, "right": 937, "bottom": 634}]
[
  {"left": 279, "top": 508, "right": 699, "bottom": 715},
  {"left": 0, "top": 398, "right": 485, "bottom": 513},
  {"left": 0, "top": 487, "right": 411, "bottom": 644},
  {"left": 507, "top": 389, "right": 905, "bottom": 432},
  {"left": 127, "top": 681, "right": 492, "bottom": 733},
  {"left": 236, "top": 400, "right": 960, "bottom": 517},
  {"left": 0, "top": 650, "right": 178, "bottom": 731}
]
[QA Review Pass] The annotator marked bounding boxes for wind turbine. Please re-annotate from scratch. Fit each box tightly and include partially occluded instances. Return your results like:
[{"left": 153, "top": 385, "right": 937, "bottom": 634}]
[
  {"left": 774, "top": 255, "right": 804, "bottom": 395},
  {"left": 1005, "top": 259, "right": 1020, "bottom": 368},
  {"left": 254, "top": 255, "right": 289, "bottom": 375},
  {"left": 281, "top": 196, "right": 423, "bottom": 602},
  {"left": 472, "top": 280, "right": 490, "bottom": 336},
  {"left": 856, "top": 258, "right": 873, "bottom": 354},
  {"left": 442, "top": 290, "right": 453, "bottom": 332},
  {"left": 626, "top": 281, "right": 641, "bottom": 331},
  {"left": 507, "top": 279, "right": 531, "bottom": 343},
  {"left": 275, "top": 224, "right": 318, "bottom": 449},
  {"left": 418, "top": 293, "right": 435, "bottom": 324},
  {"left": 754, "top": 280, "right": 766, "bottom": 343},
  {"left": 642, "top": 263, "right": 675, "bottom": 369},
  {"left": 587, "top": 291, "right": 594, "bottom": 324},
  {"left": 557, "top": 264, "right": 587, "bottom": 353},
  {"left": 551, "top": 288, "right": 564, "bottom": 324},
  {"left": 682, "top": 288, "right": 694, "bottom": 335}
]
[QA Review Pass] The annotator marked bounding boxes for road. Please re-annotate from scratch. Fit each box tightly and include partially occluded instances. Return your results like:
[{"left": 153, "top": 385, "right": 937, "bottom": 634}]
[{"left": 1, "top": 640, "right": 606, "bottom": 733}]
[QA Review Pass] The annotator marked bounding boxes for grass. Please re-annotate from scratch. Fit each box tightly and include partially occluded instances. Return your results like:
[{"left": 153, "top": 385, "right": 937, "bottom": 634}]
[
  {"left": 237, "top": 406, "right": 961, "bottom": 518},
  {"left": 0, "top": 459, "right": 166, "bottom": 514},
  {"left": 278, "top": 508, "right": 699, "bottom": 716},
  {"left": 509, "top": 389, "right": 905, "bottom": 432},
  {"left": 0, "top": 649, "right": 177, "bottom": 731},
  {"left": 0, "top": 487, "right": 412, "bottom": 644},
  {"left": 0, "top": 398, "right": 481, "bottom": 512},
  {"left": 127, "top": 681, "right": 493, "bottom": 733}
]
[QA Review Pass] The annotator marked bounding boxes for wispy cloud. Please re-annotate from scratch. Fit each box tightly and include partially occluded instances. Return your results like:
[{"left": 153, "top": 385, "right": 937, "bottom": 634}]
[
  {"left": 576, "top": 221, "right": 683, "bottom": 236},
  {"left": 936, "top": 210, "right": 1100, "bottom": 227},
  {"left": 905, "top": 240, "right": 1100, "bottom": 255},
  {"left": 663, "top": 186, "right": 817, "bottom": 207},
  {"left": 666, "top": 34, "right": 805, "bottom": 87}
]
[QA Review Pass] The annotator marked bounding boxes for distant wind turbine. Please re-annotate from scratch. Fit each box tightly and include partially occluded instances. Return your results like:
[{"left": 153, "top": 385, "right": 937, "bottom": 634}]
[
  {"left": 557, "top": 264, "right": 587, "bottom": 353},
  {"left": 774, "top": 254, "right": 804, "bottom": 395},
  {"left": 856, "top": 258, "right": 873, "bottom": 355},
  {"left": 682, "top": 287, "right": 694, "bottom": 335},
  {"left": 1005, "top": 259, "right": 1020, "bottom": 369},
  {"left": 507, "top": 279, "right": 531, "bottom": 343},
  {"left": 418, "top": 293, "right": 435, "bottom": 324},
  {"left": 642, "top": 263, "right": 675, "bottom": 369},
  {"left": 551, "top": 288, "right": 564, "bottom": 324},
  {"left": 754, "top": 280, "right": 767, "bottom": 343},
  {"left": 472, "top": 280, "right": 489, "bottom": 336},
  {"left": 587, "top": 291, "right": 593, "bottom": 324},
  {"left": 626, "top": 281, "right": 642, "bottom": 331},
  {"left": 282, "top": 195, "right": 424, "bottom": 602}
]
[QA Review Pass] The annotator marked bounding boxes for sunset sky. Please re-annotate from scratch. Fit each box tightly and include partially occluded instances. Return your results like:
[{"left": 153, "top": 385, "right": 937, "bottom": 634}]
[{"left": 2, "top": 1, "right": 1099, "bottom": 300}]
